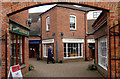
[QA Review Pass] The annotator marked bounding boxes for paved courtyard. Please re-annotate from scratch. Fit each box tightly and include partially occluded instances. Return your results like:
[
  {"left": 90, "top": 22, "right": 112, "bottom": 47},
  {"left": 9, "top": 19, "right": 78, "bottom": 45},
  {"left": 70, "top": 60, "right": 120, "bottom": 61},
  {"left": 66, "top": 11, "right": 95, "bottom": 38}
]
[{"left": 24, "top": 59, "right": 103, "bottom": 78}]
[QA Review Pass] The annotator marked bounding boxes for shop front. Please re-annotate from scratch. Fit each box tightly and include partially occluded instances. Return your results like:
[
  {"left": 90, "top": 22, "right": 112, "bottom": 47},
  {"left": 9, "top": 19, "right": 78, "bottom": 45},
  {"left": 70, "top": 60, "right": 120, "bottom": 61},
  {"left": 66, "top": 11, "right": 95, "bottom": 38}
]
[
  {"left": 29, "top": 40, "right": 41, "bottom": 58},
  {"left": 9, "top": 19, "right": 30, "bottom": 67},
  {"left": 87, "top": 39, "right": 95, "bottom": 60},
  {"left": 42, "top": 39, "right": 54, "bottom": 58},
  {"left": 62, "top": 38, "right": 84, "bottom": 59}
]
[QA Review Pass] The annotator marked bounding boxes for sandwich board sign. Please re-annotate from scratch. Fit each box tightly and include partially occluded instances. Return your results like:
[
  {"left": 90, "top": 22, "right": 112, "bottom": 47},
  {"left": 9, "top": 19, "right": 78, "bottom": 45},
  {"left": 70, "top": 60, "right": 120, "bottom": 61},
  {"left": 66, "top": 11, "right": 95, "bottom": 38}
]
[{"left": 8, "top": 64, "right": 23, "bottom": 79}]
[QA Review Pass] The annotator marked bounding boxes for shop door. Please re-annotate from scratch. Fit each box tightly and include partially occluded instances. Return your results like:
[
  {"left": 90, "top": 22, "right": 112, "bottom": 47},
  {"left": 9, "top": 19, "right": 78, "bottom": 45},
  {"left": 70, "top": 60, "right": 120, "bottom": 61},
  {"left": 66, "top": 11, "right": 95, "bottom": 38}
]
[
  {"left": 29, "top": 44, "right": 39, "bottom": 58},
  {"left": 89, "top": 43, "right": 95, "bottom": 59},
  {"left": 29, "top": 46, "right": 36, "bottom": 58}
]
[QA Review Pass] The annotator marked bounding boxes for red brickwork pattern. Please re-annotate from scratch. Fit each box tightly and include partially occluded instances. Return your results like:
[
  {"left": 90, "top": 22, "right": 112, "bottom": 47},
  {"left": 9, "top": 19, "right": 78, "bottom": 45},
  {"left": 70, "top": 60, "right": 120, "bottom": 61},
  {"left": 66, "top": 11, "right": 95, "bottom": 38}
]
[{"left": 1, "top": 1, "right": 120, "bottom": 78}]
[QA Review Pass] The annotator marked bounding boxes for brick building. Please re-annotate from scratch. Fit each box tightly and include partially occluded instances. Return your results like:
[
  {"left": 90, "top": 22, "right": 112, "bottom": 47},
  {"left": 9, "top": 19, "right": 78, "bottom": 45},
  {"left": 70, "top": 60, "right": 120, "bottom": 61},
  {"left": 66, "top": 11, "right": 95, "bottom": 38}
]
[
  {"left": 92, "top": 11, "right": 108, "bottom": 77},
  {"left": 1, "top": 2, "right": 120, "bottom": 78},
  {"left": 8, "top": 10, "right": 30, "bottom": 76},
  {"left": 40, "top": 4, "right": 98, "bottom": 62},
  {"left": 86, "top": 11, "right": 102, "bottom": 60},
  {"left": 28, "top": 13, "right": 41, "bottom": 59},
  {"left": 1, "top": 8, "right": 30, "bottom": 78}
]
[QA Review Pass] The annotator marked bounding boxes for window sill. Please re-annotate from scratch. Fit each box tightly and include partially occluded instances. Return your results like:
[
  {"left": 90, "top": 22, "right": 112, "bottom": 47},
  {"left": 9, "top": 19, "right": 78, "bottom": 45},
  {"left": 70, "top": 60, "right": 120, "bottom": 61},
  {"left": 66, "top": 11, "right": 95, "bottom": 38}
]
[
  {"left": 70, "top": 29, "right": 77, "bottom": 31},
  {"left": 98, "top": 63, "right": 107, "bottom": 71},
  {"left": 64, "top": 56, "right": 83, "bottom": 60},
  {"left": 43, "top": 56, "right": 48, "bottom": 58},
  {"left": 20, "top": 64, "right": 26, "bottom": 69},
  {"left": 46, "top": 30, "right": 50, "bottom": 32}
]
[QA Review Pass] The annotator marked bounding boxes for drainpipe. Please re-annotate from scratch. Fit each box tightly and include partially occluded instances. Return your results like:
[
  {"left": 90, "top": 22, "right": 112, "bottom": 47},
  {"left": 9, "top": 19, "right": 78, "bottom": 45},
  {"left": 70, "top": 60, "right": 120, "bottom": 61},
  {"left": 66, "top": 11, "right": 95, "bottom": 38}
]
[
  {"left": 5, "top": 30, "right": 7, "bottom": 79},
  {"left": 40, "top": 15, "right": 42, "bottom": 60},
  {"left": 109, "top": 27, "right": 111, "bottom": 79},
  {"left": 84, "top": 12, "right": 88, "bottom": 61}
]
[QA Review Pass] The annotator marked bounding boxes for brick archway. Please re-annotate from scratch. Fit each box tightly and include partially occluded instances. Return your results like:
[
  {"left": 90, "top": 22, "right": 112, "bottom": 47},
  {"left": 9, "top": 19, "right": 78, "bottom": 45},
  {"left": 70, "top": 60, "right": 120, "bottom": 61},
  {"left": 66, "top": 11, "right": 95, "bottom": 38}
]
[{"left": 1, "top": 1, "right": 120, "bottom": 78}]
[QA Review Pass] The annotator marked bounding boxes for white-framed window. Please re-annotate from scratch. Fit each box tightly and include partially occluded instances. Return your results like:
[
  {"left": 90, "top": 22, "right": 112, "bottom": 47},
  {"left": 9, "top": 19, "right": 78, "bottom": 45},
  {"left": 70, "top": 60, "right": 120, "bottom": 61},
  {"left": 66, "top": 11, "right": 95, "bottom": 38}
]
[
  {"left": 93, "top": 12, "right": 101, "bottom": 18},
  {"left": 98, "top": 36, "right": 108, "bottom": 70},
  {"left": 46, "top": 16, "right": 50, "bottom": 31},
  {"left": 70, "top": 15, "right": 76, "bottom": 30},
  {"left": 43, "top": 43, "right": 53, "bottom": 58},
  {"left": 64, "top": 43, "right": 83, "bottom": 59}
]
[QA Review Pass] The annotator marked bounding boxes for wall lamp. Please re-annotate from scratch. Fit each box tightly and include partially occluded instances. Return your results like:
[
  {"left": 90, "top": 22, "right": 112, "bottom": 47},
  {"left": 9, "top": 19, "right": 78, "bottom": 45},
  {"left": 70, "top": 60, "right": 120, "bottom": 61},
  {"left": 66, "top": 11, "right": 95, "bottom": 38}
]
[
  {"left": 52, "top": 33, "right": 55, "bottom": 36},
  {"left": 61, "top": 32, "right": 64, "bottom": 36},
  {"left": 26, "top": 18, "right": 31, "bottom": 27}
]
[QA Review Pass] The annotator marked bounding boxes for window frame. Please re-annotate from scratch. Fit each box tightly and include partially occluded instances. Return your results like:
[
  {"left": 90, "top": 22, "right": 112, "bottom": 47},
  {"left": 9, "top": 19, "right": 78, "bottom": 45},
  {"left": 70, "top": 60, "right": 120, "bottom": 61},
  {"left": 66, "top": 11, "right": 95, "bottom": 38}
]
[
  {"left": 64, "top": 43, "right": 83, "bottom": 59},
  {"left": 98, "top": 36, "right": 108, "bottom": 70},
  {"left": 70, "top": 15, "right": 76, "bottom": 30},
  {"left": 43, "top": 43, "right": 54, "bottom": 58},
  {"left": 10, "top": 34, "right": 25, "bottom": 66},
  {"left": 46, "top": 16, "right": 50, "bottom": 31}
]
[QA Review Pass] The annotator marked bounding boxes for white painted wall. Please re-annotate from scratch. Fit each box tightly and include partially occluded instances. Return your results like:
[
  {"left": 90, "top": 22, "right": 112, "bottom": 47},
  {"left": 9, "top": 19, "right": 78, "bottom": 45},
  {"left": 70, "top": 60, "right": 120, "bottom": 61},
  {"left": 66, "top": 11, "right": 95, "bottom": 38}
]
[{"left": 87, "top": 10, "right": 102, "bottom": 20}]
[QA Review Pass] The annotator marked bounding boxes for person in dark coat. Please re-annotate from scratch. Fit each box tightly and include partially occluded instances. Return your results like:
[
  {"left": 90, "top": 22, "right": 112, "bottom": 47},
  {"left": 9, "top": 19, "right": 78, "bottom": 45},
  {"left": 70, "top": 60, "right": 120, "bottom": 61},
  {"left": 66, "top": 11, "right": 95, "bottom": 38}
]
[{"left": 47, "top": 46, "right": 55, "bottom": 64}]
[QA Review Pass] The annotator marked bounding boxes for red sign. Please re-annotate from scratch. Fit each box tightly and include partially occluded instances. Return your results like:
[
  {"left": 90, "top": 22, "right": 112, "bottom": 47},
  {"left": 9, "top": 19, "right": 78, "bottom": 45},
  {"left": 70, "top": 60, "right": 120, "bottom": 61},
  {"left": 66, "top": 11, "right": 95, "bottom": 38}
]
[{"left": 12, "top": 65, "right": 20, "bottom": 72}]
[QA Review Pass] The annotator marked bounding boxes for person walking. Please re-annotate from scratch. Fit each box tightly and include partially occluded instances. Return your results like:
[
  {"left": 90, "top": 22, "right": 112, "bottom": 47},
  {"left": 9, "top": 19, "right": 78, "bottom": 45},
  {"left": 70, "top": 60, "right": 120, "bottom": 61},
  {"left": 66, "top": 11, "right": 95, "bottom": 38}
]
[{"left": 47, "top": 45, "right": 55, "bottom": 64}]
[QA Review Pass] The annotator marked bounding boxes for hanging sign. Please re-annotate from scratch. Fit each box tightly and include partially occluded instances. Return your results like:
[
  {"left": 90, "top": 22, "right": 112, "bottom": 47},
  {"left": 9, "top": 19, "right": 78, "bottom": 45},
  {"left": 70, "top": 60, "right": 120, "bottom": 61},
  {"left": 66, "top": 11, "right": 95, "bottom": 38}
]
[
  {"left": 8, "top": 64, "right": 23, "bottom": 79},
  {"left": 29, "top": 40, "right": 41, "bottom": 44},
  {"left": 9, "top": 19, "right": 30, "bottom": 37}
]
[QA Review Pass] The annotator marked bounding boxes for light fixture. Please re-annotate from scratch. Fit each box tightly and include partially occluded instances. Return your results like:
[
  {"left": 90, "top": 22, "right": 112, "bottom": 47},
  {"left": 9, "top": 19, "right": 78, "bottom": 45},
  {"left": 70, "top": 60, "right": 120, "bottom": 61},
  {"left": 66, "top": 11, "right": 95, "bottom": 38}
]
[
  {"left": 26, "top": 18, "right": 31, "bottom": 27},
  {"left": 52, "top": 33, "right": 55, "bottom": 36},
  {"left": 61, "top": 32, "right": 64, "bottom": 36}
]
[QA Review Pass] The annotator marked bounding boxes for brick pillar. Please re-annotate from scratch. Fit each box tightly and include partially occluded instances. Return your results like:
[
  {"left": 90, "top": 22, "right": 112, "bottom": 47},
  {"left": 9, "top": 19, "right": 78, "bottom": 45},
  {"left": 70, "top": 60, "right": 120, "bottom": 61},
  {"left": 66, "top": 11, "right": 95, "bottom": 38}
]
[
  {"left": 86, "top": 43, "right": 90, "bottom": 60},
  {"left": 107, "top": 4, "right": 119, "bottom": 78},
  {"left": 95, "top": 39, "right": 98, "bottom": 64},
  {"left": 1, "top": 15, "right": 10, "bottom": 78}
]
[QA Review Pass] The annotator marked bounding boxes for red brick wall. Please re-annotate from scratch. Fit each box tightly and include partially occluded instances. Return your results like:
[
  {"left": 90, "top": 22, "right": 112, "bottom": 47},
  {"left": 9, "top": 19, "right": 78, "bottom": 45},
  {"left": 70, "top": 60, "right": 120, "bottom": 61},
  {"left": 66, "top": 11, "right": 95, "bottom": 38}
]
[
  {"left": 1, "top": 9, "right": 29, "bottom": 78},
  {"left": 9, "top": 10, "right": 29, "bottom": 27},
  {"left": 1, "top": 2, "right": 120, "bottom": 78},
  {"left": 56, "top": 7, "right": 86, "bottom": 61},
  {"left": 41, "top": 7, "right": 57, "bottom": 60},
  {"left": 29, "top": 36, "right": 41, "bottom": 40},
  {"left": 93, "top": 13, "right": 108, "bottom": 77},
  {"left": 41, "top": 6, "right": 86, "bottom": 61}
]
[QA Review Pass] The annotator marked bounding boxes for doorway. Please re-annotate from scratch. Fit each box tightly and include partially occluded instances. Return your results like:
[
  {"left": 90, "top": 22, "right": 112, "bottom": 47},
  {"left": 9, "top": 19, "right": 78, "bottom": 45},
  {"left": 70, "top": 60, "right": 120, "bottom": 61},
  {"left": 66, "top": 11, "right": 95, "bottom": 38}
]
[
  {"left": 89, "top": 43, "right": 95, "bottom": 60},
  {"left": 29, "top": 44, "right": 39, "bottom": 58}
]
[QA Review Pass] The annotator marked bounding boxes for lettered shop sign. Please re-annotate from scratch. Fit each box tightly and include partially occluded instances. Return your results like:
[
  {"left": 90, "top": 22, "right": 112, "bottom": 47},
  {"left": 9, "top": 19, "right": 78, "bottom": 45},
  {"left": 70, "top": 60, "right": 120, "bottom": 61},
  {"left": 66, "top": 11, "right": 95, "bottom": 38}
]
[{"left": 8, "top": 64, "right": 23, "bottom": 79}]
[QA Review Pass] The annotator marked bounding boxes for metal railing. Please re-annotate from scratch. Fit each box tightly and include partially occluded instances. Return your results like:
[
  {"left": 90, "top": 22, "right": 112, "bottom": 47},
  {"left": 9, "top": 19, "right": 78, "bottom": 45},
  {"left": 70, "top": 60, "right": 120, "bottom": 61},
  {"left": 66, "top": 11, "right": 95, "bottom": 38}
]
[{"left": 109, "top": 23, "right": 120, "bottom": 79}]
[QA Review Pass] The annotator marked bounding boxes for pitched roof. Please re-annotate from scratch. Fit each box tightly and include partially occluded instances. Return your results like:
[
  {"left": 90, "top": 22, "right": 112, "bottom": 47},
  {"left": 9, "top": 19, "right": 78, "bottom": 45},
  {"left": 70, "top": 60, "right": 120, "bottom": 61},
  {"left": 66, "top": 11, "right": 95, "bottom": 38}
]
[
  {"left": 56, "top": 4, "right": 97, "bottom": 12},
  {"left": 87, "top": 19, "right": 95, "bottom": 34},
  {"left": 40, "top": 4, "right": 97, "bottom": 16},
  {"left": 29, "top": 22, "right": 41, "bottom": 36}
]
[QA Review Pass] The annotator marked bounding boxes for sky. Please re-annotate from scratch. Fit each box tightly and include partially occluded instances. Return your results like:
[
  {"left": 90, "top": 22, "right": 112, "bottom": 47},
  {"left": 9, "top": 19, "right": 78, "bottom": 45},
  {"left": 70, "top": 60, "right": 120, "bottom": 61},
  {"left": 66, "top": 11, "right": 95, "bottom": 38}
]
[
  {"left": 29, "top": 4, "right": 56, "bottom": 13},
  {"left": 29, "top": 4, "right": 102, "bottom": 19},
  {"left": 29, "top": 4, "right": 82, "bottom": 13}
]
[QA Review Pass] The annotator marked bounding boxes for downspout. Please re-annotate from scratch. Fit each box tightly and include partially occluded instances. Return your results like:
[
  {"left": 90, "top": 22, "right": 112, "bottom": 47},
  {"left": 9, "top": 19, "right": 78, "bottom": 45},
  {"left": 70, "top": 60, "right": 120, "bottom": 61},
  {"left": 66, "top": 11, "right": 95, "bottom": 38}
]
[
  {"left": 5, "top": 30, "right": 7, "bottom": 79},
  {"left": 109, "top": 27, "right": 111, "bottom": 79},
  {"left": 40, "top": 15, "right": 42, "bottom": 60},
  {"left": 84, "top": 12, "right": 88, "bottom": 61}
]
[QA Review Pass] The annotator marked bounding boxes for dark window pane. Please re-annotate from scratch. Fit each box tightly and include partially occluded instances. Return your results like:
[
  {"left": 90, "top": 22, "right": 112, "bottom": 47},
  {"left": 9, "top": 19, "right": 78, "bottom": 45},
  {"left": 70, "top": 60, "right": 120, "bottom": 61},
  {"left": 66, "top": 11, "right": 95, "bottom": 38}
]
[
  {"left": 64, "top": 43, "right": 66, "bottom": 47},
  {"left": 80, "top": 44, "right": 81, "bottom": 56}
]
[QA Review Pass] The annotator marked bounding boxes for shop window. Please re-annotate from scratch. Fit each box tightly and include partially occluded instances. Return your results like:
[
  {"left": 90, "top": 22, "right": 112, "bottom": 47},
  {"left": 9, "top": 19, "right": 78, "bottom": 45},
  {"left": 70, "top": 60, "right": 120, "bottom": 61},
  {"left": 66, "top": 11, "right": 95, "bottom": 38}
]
[
  {"left": 98, "top": 36, "right": 108, "bottom": 70},
  {"left": 43, "top": 43, "right": 54, "bottom": 57},
  {"left": 46, "top": 16, "right": 50, "bottom": 31},
  {"left": 64, "top": 43, "right": 83, "bottom": 58},
  {"left": 10, "top": 34, "right": 24, "bottom": 66},
  {"left": 70, "top": 15, "right": 76, "bottom": 30}
]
